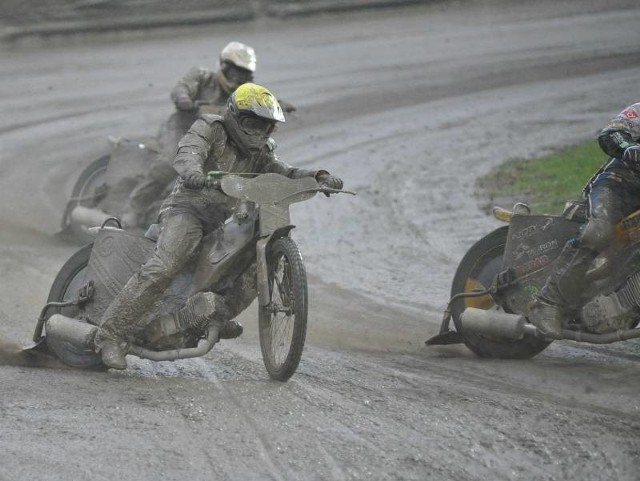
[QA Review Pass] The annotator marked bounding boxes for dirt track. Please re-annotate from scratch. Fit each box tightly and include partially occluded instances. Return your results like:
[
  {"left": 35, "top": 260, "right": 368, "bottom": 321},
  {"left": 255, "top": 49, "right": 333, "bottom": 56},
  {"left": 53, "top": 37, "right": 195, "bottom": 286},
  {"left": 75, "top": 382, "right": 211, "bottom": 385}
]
[{"left": 1, "top": 1, "right": 640, "bottom": 480}]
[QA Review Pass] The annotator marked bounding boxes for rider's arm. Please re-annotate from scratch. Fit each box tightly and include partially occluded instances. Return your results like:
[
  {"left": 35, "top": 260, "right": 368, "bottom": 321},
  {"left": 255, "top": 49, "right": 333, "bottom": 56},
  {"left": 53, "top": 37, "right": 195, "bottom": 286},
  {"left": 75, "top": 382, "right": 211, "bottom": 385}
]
[
  {"left": 173, "top": 116, "right": 221, "bottom": 178},
  {"left": 260, "top": 140, "right": 326, "bottom": 180},
  {"left": 598, "top": 103, "right": 640, "bottom": 159},
  {"left": 170, "top": 67, "right": 212, "bottom": 110}
]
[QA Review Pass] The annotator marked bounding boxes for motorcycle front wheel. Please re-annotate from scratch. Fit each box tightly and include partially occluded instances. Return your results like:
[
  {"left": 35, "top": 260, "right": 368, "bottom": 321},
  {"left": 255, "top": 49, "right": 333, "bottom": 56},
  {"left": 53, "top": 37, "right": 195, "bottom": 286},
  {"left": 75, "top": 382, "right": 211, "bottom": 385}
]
[
  {"left": 450, "top": 226, "right": 550, "bottom": 359},
  {"left": 63, "top": 154, "right": 110, "bottom": 244},
  {"left": 259, "top": 237, "right": 308, "bottom": 381},
  {"left": 45, "top": 244, "right": 103, "bottom": 368}
]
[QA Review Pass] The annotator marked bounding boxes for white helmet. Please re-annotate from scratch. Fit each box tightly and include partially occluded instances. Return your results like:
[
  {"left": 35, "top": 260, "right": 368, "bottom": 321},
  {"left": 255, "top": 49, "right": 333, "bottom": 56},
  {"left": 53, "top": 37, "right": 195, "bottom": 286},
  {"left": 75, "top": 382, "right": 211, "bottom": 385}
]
[{"left": 220, "top": 41, "right": 256, "bottom": 73}]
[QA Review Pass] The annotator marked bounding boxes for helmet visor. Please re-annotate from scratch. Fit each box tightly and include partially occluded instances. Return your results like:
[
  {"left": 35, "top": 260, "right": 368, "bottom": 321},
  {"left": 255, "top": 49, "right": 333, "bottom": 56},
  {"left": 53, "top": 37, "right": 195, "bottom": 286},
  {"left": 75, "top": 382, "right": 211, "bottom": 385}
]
[{"left": 239, "top": 114, "right": 277, "bottom": 136}]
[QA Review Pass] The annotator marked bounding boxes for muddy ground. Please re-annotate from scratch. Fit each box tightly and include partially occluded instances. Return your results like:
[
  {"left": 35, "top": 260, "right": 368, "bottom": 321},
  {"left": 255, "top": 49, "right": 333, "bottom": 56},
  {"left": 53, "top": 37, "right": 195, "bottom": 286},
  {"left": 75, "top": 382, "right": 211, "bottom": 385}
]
[{"left": 1, "top": 1, "right": 640, "bottom": 480}]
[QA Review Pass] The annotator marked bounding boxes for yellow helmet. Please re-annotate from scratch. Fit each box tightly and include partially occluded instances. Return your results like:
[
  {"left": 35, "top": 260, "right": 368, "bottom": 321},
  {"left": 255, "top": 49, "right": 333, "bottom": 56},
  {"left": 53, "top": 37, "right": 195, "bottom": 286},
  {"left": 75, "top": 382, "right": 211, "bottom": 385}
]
[{"left": 224, "top": 83, "right": 285, "bottom": 153}]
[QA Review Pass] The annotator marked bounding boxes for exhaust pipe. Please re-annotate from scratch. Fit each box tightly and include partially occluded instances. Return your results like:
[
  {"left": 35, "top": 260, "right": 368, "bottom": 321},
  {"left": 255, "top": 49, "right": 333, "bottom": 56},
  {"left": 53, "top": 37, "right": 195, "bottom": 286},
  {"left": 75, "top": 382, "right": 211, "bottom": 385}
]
[
  {"left": 46, "top": 314, "right": 98, "bottom": 350},
  {"left": 460, "top": 308, "right": 535, "bottom": 340},
  {"left": 45, "top": 314, "right": 221, "bottom": 365},
  {"left": 461, "top": 308, "right": 640, "bottom": 344}
]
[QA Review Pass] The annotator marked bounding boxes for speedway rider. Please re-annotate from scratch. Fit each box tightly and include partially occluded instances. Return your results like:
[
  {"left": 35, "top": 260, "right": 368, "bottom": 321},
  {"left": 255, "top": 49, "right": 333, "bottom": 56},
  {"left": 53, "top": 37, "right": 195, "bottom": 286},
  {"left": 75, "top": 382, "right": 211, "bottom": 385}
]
[
  {"left": 529, "top": 102, "right": 640, "bottom": 337},
  {"left": 123, "top": 41, "right": 295, "bottom": 228},
  {"left": 94, "top": 83, "right": 343, "bottom": 369}
]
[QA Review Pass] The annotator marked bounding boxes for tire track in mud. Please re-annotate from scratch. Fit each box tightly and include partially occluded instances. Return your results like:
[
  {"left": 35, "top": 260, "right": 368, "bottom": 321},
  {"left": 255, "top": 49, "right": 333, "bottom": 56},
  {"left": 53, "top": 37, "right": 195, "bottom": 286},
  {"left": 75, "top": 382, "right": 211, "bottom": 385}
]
[
  {"left": 561, "top": 339, "right": 640, "bottom": 362},
  {"left": 206, "top": 376, "right": 293, "bottom": 481},
  {"left": 131, "top": 353, "right": 297, "bottom": 481},
  {"left": 147, "top": 378, "right": 228, "bottom": 480},
  {"left": 97, "top": 354, "right": 289, "bottom": 480},
  {"left": 0, "top": 97, "right": 163, "bottom": 137},
  {"left": 300, "top": 346, "right": 640, "bottom": 432},
  {"left": 301, "top": 52, "right": 640, "bottom": 129},
  {"left": 383, "top": 353, "right": 640, "bottom": 423},
  {"left": 0, "top": 109, "right": 101, "bottom": 136},
  {"left": 291, "top": 348, "right": 640, "bottom": 479}
]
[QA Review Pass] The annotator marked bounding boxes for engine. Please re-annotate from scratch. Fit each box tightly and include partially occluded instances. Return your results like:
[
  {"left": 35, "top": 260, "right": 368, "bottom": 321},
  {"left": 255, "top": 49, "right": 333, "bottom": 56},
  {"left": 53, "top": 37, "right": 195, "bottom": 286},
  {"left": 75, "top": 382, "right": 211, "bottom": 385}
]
[{"left": 580, "top": 270, "right": 640, "bottom": 333}]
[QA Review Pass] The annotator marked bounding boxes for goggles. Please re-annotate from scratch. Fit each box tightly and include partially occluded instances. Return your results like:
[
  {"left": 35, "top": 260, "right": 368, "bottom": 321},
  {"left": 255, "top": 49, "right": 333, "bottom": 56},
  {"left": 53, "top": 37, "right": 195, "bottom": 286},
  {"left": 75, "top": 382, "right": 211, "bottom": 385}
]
[{"left": 239, "top": 115, "right": 277, "bottom": 136}]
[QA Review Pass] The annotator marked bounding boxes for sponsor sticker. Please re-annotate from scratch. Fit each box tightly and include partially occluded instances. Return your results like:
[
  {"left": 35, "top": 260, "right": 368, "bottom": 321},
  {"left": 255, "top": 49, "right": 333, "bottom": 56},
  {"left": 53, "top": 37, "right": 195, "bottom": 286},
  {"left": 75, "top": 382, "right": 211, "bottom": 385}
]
[
  {"left": 513, "top": 224, "right": 537, "bottom": 240},
  {"left": 514, "top": 254, "right": 551, "bottom": 277},
  {"left": 622, "top": 109, "right": 639, "bottom": 119}
]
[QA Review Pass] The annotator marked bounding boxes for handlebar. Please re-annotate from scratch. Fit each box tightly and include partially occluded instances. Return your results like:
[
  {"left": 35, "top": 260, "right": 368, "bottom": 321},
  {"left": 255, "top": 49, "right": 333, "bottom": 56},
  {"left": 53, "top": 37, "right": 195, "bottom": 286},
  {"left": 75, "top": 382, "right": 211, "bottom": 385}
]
[
  {"left": 207, "top": 171, "right": 356, "bottom": 205},
  {"left": 318, "top": 186, "right": 357, "bottom": 196}
]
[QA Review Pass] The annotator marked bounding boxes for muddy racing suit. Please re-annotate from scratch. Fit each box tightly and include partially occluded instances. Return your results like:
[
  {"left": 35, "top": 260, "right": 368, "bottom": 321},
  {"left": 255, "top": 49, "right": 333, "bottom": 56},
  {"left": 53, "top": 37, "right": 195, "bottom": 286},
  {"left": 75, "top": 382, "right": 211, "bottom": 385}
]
[
  {"left": 124, "top": 68, "right": 236, "bottom": 226},
  {"left": 94, "top": 114, "right": 324, "bottom": 352},
  {"left": 532, "top": 102, "right": 640, "bottom": 336}
]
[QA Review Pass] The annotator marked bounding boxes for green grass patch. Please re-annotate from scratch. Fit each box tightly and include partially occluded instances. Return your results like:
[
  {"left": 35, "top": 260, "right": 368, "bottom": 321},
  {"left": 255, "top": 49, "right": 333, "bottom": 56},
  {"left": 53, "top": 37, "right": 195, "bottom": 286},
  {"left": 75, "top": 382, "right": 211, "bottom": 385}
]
[{"left": 476, "top": 139, "right": 607, "bottom": 214}]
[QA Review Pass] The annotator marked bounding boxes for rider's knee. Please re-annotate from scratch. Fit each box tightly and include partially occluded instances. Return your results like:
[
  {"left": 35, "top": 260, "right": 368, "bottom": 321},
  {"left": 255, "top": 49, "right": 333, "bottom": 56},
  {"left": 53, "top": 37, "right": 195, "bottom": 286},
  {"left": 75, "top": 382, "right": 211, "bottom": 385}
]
[{"left": 579, "top": 218, "right": 615, "bottom": 252}]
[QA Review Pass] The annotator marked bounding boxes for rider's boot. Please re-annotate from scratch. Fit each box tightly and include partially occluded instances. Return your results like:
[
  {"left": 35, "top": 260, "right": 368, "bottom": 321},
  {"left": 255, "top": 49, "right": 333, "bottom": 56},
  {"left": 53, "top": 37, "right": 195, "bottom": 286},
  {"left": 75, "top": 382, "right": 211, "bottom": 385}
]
[
  {"left": 527, "top": 297, "right": 565, "bottom": 339},
  {"left": 99, "top": 339, "right": 128, "bottom": 370},
  {"left": 528, "top": 244, "right": 575, "bottom": 339},
  {"left": 528, "top": 238, "right": 599, "bottom": 339}
]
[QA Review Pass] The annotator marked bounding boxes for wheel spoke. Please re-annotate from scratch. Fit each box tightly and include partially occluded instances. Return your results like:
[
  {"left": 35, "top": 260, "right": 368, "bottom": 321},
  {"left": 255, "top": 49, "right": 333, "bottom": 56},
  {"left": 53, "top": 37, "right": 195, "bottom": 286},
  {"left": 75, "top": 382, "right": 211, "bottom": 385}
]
[
  {"left": 266, "top": 254, "right": 296, "bottom": 365},
  {"left": 259, "top": 238, "right": 308, "bottom": 381}
]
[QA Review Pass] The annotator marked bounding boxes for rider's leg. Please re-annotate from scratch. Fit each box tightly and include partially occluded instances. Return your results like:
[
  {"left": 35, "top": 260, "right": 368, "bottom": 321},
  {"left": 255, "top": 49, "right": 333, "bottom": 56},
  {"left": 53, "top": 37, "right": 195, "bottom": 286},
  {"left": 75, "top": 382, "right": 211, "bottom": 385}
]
[
  {"left": 95, "top": 212, "right": 204, "bottom": 368},
  {"left": 530, "top": 183, "right": 623, "bottom": 338}
]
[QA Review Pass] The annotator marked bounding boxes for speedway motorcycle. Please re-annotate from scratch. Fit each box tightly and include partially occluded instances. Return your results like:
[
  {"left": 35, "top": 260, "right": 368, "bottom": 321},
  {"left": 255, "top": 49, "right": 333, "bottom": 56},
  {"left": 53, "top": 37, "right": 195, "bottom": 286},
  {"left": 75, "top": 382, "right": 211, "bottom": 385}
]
[
  {"left": 426, "top": 201, "right": 640, "bottom": 358},
  {"left": 31, "top": 173, "right": 354, "bottom": 381},
  {"left": 59, "top": 102, "right": 224, "bottom": 243},
  {"left": 58, "top": 134, "right": 165, "bottom": 243}
]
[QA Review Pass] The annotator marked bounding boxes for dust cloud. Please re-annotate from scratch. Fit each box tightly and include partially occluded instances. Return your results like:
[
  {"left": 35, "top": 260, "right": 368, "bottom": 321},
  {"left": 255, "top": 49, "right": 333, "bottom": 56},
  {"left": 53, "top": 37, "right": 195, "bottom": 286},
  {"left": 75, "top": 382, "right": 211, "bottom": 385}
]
[{"left": 0, "top": 336, "right": 60, "bottom": 367}]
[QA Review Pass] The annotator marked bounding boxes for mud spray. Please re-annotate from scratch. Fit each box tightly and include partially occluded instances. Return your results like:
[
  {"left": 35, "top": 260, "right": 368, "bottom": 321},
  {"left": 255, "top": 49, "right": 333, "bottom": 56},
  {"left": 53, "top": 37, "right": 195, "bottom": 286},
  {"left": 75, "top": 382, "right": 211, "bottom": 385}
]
[{"left": 0, "top": 336, "right": 61, "bottom": 367}]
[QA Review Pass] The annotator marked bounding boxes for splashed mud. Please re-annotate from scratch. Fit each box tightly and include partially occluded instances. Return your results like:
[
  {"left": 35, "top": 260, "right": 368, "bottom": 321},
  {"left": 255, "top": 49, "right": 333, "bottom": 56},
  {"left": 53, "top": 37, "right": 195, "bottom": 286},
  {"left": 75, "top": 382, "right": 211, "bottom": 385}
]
[{"left": 0, "top": 337, "right": 62, "bottom": 367}]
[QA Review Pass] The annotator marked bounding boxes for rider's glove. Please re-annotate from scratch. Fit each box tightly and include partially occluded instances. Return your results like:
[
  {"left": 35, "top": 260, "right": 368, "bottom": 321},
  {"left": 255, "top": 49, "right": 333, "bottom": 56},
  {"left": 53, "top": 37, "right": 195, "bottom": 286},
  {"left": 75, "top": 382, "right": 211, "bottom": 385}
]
[
  {"left": 175, "top": 95, "right": 195, "bottom": 111},
  {"left": 623, "top": 145, "right": 640, "bottom": 164},
  {"left": 182, "top": 172, "right": 207, "bottom": 190},
  {"left": 183, "top": 172, "right": 220, "bottom": 190},
  {"left": 317, "top": 173, "right": 344, "bottom": 190}
]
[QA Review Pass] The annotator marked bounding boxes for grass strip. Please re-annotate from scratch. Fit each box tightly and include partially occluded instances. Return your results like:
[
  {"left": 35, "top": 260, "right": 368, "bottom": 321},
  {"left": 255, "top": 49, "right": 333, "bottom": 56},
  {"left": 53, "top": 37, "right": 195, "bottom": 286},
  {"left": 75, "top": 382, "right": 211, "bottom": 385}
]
[{"left": 476, "top": 139, "right": 607, "bottom": 214}]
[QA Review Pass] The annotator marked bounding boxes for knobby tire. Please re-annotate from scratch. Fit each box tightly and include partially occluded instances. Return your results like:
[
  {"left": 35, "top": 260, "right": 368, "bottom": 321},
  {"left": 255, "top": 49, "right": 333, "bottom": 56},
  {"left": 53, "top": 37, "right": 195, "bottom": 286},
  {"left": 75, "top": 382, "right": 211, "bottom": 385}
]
[
  {"left": 450, "top": 226, "right": 550, "bottom": 358},
  {"left": 259, "top": 237, "right": 308, "bottom": 381}
]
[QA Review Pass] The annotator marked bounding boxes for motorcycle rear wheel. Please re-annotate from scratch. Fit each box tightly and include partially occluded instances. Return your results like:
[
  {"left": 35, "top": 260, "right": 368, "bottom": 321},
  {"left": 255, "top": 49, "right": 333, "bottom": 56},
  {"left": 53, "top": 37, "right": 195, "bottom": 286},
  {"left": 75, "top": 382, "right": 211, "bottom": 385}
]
[
  {"left": 259, "top": 237, "right": 308, "bottom": 381},
  {"left": 45, "top": 244, "right": 103, "bottom": 368},
  {"left": 451, "top": 226, "right": 550, "bottom": 358}
]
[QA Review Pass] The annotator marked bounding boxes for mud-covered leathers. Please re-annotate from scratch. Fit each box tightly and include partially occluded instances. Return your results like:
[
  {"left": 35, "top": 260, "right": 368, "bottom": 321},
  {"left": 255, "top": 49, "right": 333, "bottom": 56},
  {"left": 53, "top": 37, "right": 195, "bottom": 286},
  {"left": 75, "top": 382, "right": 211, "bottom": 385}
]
[
  {"left": 95, "top": 114, "right": 322, "bottom": 352},
  {"left": 124, "top": 68, "right": 235, "bottom": 225},
  {"left": 535, "top": 103, "right": 640, "bottom": 335}
]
